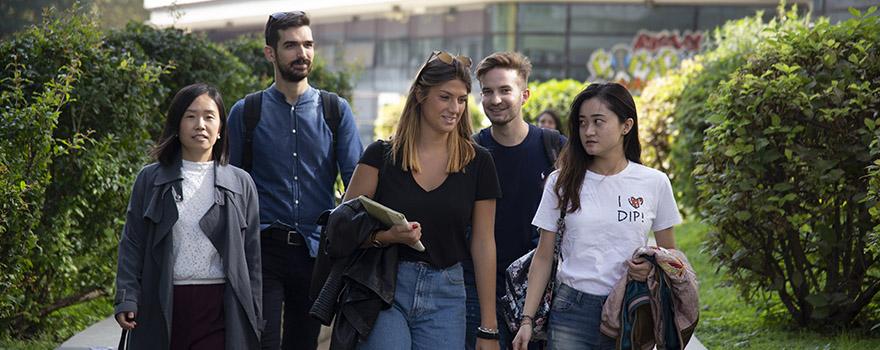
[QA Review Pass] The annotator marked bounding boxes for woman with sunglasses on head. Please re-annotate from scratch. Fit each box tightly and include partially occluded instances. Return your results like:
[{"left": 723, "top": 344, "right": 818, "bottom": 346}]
[
  {"left": 512, "top": 83, "right": 681, "bottom": 350},
  {"left": 114, "top": 83, "right": 262, "bottom": 350},
  {"left": 343, "top": 51, "right": 502, "bottom": 350}
]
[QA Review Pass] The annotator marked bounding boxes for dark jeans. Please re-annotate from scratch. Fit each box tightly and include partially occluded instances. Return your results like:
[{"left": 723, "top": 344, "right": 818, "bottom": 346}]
[
  {"left": 171, "top": 284, "right": 225, "bottom": 350},
  {"left": 548, "top": 283, "right": 615, "bottom": 350},
  {"left": 261, "top": 237, "right": 321, "bottom": 350},
  {"left": 465, "top": 281, "right": 544, "bottom": 350}
]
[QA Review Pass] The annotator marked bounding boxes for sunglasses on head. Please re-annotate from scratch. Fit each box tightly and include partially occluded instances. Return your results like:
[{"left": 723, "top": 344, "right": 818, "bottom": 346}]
[
  {"left": 428, "top": 50, "right": 472, "bottom": 68},
  {"left": 415, "top": 51, "right": 472, "bottom": 79}
]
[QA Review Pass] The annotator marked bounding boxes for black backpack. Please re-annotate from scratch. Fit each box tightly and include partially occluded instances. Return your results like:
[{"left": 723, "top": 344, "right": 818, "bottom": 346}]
[
  {"left": 472, "top": 128, "right": 564, "bottom": 168},
  {"left": 241, "top": 90, "right": 341, "bottom": 177}
]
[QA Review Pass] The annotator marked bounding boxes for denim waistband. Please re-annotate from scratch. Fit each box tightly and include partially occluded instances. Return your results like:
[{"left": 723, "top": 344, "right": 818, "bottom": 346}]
[{"left": 556, "top": 282, "right": 608, "bottom": 303}]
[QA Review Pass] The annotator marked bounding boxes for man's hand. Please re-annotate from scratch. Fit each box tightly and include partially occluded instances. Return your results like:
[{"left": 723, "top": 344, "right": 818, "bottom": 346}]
[{"left": 115, "top": 311, "right": 137, "bottom": 330}]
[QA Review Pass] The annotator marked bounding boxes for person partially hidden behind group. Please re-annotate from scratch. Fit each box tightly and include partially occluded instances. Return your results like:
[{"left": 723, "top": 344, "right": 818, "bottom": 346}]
[
  {"left": 535, "top": 109, "right": 564, "bottom": 135},
  {"left": 512, "top": 83, "right": 682, "bottom": 350},
  {"left": 342, "top": 50, "right": 503, "bottom": 350},
  {"left": 114, "top": 83, "right": 263, "bottom": 349}
]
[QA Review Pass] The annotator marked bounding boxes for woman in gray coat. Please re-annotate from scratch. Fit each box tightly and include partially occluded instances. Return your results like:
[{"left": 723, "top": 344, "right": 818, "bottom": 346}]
[{"left": 115, "top": 83, "right": 263, "bottom": 349}]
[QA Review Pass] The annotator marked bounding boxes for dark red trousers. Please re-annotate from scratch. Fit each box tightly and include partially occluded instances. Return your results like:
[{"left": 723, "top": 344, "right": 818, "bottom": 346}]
[{"left": 170, "top": 284, "right": 225, "bottom": 350}]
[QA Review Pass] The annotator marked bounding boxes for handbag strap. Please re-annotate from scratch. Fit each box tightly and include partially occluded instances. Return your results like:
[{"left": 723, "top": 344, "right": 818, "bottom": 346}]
[
  {"left": 118, "top": 328, "right": 129, "bottom": 350},
  {"left": 553, "top": 209, "right": 566, "bottom": 262}
]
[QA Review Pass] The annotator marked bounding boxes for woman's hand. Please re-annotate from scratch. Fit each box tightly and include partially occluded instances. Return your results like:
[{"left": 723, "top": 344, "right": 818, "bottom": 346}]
[
  {"left": 627, "top": 257, "right": 651, "bottom": 282},
  {"left": 512, "top": 323, "right": 532, "bottom": 350},
  {"left": 377, "top": 222, "right": 421, "bottom": 246},
  {"left": 115, "top": 311, "right": 137, "bottom": 330},
  {"left": 476, "top": 338, "right": 500, "bottom": 350}
]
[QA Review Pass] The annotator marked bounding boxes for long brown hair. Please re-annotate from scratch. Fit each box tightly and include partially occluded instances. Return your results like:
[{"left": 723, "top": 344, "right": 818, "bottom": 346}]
[
  {"left": 555, "top": 83, "right": 641, "bottom": 213},
  {"left": 391, "top": 52, "right": 475, "bottom": 173}
]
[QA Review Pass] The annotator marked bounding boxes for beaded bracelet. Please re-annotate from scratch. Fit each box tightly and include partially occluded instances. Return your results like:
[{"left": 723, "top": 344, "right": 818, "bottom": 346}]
[{"left": 520, "top": 314, "right": 535, "bottom": 328}]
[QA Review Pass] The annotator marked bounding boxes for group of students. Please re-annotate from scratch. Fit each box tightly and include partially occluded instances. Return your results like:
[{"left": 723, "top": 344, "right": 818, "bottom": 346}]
[{"left": 113, "top": 10, "right": 681, "bottom": 350}]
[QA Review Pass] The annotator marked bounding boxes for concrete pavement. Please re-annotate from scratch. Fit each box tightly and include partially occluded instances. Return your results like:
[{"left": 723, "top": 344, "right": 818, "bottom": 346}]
[{"left": 57, "top": 315, "right": 704, "bottom": 350}]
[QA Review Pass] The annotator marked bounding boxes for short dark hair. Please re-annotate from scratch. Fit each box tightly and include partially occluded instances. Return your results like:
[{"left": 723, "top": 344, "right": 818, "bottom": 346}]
[
  {"left": 475, "top": 51, "right": 532, "bottom": 88},
  {"left": 265, "top": 11, "right": 310, "bottom": 49},
  {"left": 150, "top": 83, "right": 228, "bottom": 166}
]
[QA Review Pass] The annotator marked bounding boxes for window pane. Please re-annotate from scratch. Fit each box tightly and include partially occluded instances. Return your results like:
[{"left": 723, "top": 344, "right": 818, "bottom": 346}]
[
  {"left": 490, "top": 34, "right": 515, "bottom": 52},
  {"left": 446, "top": 36, "right": 484, "bottom": 65},
  {"left": 377, "top": 39, "right": 409, "bottom": 67},
  {"left": 518, "top": 4, "right": 567, "bottom": 33},
  {"left": 447, "top": 9, "right": 484, "bottom": 36},
  {"left": 488, "top": 3, "right": 516, "bottom": 33},
  {"left": 531, "top": 66, "right": 566, "bottom": 83},
  {"left": 378, "top": 18, "right": 408, "bottom": 39},
  {"left": 346, "top": 19, "right": 376, "bottom": 40},
  {"left": 696, "top": 6, "right": 774, "bottom": 31},
  {"left": 570, "top": 5, "right": 696, "bottom": 35},
  {"left": 313, "top": 22, "right": 345, "bottom": 41},
  {"left": 410, "top": 38, "right": 444, "bottom": 68},
  {"left": 518, "top": 34, "right": 565, "bottom": 65},
  {"left": 342, "top": 41, "right": 374, "bottom": 67}
]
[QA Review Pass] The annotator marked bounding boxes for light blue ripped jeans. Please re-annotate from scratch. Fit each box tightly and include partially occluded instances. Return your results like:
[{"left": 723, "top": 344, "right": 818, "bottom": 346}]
[{"left": 358, "top": 261, "right": 466, "bottom": 350}]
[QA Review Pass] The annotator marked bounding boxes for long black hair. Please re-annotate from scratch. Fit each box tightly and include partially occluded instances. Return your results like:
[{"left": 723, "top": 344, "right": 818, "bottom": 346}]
[
  {"left": 554, "top": 82, "right": 641, "bottom": 213},
  {"left": 150, "top": 83, "right": 228, "bottom": 166}
]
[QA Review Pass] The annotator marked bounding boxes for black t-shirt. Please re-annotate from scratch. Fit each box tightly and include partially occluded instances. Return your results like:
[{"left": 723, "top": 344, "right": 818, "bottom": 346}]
[
  {"left": 360, "top": 140, "right": 502, "bottom": 268},
  {"left": 473, "top": 125, "right": 560, "bottom": 285}
]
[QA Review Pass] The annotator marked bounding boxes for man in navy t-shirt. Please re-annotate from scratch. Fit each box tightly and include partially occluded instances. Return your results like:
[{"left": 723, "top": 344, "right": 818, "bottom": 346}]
[{"left": 465, "top": 52, "right": 565, "bottom": 350}]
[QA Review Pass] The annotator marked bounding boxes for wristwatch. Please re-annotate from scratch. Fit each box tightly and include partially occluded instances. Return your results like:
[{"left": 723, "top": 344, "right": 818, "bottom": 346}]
[{"left": 475, "top": 326, "right": 500, "bottom": 340}]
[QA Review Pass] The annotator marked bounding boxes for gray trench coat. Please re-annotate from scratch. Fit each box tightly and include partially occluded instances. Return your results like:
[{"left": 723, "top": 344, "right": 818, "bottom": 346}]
[{"left": 114, "top": 158, "right": 263, "bottom": 349}]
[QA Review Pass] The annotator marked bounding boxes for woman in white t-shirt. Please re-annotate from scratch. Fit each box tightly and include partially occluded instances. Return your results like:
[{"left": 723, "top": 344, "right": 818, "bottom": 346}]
[{"left": 512, "top": 83, "right": 681, "bottom": 350}]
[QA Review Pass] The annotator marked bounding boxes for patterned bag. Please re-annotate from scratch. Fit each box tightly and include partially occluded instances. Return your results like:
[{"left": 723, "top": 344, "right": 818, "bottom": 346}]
[{"left": 499, "top": 211, "right": 566, "bottom": 341}]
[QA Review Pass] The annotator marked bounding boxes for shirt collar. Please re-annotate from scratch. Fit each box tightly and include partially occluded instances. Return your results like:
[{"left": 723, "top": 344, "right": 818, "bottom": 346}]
[{"left": 267, "top": 83, "right": 317, "bottom": 106}]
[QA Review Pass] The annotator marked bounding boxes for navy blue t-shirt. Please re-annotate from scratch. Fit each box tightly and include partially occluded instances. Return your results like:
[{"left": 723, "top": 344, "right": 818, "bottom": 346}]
[{"left": 465, "top": 125, "right": 565, "bottom": 296}]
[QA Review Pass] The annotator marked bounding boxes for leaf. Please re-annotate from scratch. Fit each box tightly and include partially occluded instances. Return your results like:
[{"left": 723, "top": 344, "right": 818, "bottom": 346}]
[
  {"left": 849, "top": 7, "right": 861, "bottom": 18},
  {"left": 735, "top": 211, "right": 752, "bottom": 221}
]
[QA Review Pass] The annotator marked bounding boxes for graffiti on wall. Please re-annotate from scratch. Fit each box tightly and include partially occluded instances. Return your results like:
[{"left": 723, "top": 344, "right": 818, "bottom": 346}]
[{"left": 588, "top": 30, "right": 703, "bottom": 92}]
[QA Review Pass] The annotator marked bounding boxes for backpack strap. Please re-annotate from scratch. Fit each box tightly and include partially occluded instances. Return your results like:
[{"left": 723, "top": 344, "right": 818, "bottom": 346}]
[
  {"left": 242, "top": 91, "right": 263, "bottom": 173},
  {"left": 541, "top": 128, "right": 563, "bottom": 168},
  {"left": 320, "top": 90, "right": 342, "bottom": 180}
]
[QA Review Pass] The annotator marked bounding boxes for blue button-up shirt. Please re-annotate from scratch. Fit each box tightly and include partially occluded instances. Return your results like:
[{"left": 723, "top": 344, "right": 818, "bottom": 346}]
[{"left": 227, "top": 84, "right": 363, "bottom": 256}]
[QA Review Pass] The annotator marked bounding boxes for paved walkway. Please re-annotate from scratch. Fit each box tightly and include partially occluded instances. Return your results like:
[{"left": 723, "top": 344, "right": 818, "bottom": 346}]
[{"left": 57, "top": 315, "right": 704, "bottom": 349}]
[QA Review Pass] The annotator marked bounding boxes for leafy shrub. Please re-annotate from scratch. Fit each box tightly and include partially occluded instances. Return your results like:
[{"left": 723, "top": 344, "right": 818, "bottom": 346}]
[
  {"left": 638, "top": 72, "right": 686, "bottom": 175},
  {"left": 696, "top": 7, "right": 880, "bottom": 327},
  {"left": 0, "top": 8, "right": 165, "bottom": 337},
  {"left": 522, "top": 79, "right": 588, "bottom": 133},
  {"left": 106, "top": 22, "right": 260, "bottom": 111}
]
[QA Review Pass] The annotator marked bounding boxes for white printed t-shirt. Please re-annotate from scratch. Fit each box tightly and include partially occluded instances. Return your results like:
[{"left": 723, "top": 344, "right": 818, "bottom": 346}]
[{"left": 532, "top": 161, "right": 682, "bottom": 296}]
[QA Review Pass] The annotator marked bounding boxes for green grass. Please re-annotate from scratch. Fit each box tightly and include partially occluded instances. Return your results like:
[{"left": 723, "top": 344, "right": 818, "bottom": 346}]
[
  {"left": 0, "top": 296, "right": 113, "bottom": 350},
  {"left": 677, "top": 221, "right": 880, "bottom": 349}
]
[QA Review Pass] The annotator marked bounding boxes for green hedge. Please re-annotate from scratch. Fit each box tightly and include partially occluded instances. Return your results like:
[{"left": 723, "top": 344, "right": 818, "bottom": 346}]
[
  {"left": 522, "top": 79, "right": 588, "bottom": 133},
  {"left": 0, "top": 9, "right": 165, "bottom": 338},
  {"left": 696, "top": 6, "right": 880, "bottom": 327}
]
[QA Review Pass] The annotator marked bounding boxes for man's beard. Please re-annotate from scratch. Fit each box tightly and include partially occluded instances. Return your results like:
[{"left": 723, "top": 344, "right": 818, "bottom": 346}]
[
  {"left": 486, "top": 108, "right": 518, "bottom": 126},
  {"left": 279, "top": 58, "right": 311, "bottom": 82}
]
